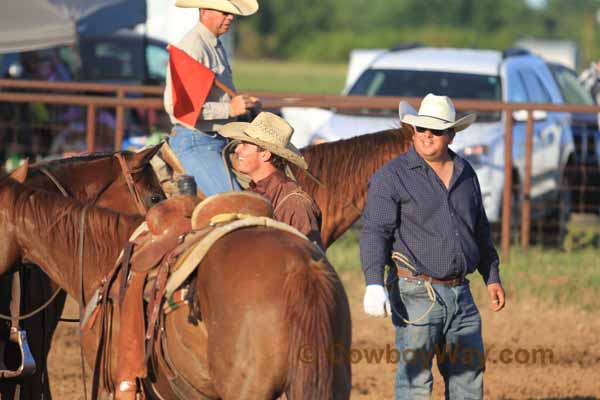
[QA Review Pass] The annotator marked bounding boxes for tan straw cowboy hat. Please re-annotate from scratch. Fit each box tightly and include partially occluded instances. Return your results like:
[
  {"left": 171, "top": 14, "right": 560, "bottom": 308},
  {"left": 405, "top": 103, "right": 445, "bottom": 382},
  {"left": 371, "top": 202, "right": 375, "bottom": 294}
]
[
  {"left": 218, "top": 112, "right": 308, "bottom": 170},
  {"left": 175, "top": 0, "right": 258, "bottom": 16},
  {"left": 401, "top": 93, "right": 476, "bottom": 132}
]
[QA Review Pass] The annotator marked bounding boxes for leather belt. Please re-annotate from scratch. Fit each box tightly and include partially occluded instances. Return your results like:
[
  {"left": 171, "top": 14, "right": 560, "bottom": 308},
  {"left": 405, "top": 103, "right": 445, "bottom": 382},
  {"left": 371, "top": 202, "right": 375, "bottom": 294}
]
[{"left": 396, "top": 268, "right": 464, "bottom": 286}]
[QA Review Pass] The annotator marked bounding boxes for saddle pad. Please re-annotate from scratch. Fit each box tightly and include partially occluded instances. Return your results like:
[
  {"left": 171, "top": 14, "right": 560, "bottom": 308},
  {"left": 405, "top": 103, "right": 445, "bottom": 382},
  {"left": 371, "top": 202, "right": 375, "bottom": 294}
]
[{"left": 164, "top": 216, "right": 309, "bottom": 297}]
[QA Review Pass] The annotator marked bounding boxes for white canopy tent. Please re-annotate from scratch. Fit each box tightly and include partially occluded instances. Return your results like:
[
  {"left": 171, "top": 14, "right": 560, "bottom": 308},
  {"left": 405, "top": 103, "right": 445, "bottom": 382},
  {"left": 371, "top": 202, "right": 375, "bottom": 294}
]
[{"left": 0, "top": 0, "right": 146, "bottom": 54}]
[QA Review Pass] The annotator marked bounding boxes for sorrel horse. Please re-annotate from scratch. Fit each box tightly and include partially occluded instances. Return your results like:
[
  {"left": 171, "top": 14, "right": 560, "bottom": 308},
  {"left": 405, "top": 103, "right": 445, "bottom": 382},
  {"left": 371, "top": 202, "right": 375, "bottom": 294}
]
[
  {"left": 0, "top": 147, "right": 164, "bottom": 400},
  {"left": 4, "top": 127, "right": 411, "bottom": 397},
  {"left": 0, "top": 168, "right": 351, "bottom": 399},
  {"left": 297, "top": 127, "right": 412, "bottom": 247}
]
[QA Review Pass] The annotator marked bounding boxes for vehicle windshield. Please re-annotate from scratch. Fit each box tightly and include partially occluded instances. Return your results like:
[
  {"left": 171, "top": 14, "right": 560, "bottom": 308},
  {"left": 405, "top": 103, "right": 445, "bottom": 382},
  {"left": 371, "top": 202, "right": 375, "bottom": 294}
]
[
  {"left": 80, "top": 38, "right": 145, "bottom": 82},
  {"left": 548, "top": 64, "right": 595, "bottom": 105},
  {"left": 348, "top": 69, "right": 503, "bottom": 121}
]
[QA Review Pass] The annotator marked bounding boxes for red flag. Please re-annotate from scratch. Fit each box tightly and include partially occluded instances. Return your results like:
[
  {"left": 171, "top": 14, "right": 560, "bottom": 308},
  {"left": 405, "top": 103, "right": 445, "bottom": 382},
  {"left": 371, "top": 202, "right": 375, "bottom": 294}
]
[{"left": 168, "top": 45, "right": 216, "bottom": 127}]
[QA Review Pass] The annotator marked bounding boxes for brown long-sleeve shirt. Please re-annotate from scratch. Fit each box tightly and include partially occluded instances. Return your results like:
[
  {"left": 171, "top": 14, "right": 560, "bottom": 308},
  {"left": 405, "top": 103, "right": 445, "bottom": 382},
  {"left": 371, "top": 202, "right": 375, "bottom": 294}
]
[{"left": 249, "top": 170, "right": 323, "bottom": 249}]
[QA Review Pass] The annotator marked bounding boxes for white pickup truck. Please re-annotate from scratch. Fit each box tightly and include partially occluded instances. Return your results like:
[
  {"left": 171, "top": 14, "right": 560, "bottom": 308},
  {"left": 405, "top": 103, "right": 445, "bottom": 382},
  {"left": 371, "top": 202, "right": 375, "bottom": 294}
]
[{"left": 284, "top": 46, "right": 579, "bottom": 225}]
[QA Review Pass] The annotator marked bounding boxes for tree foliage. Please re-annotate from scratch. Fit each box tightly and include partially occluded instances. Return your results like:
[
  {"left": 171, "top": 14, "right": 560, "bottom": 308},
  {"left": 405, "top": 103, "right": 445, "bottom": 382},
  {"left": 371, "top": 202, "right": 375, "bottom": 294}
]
[{"left": 236, "top": 0, "right": 600, "bottom": 66}]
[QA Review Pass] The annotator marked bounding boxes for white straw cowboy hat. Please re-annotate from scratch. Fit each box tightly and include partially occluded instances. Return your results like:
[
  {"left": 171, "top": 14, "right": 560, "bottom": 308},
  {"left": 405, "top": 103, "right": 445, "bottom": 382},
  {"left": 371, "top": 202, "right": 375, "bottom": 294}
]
[
  {"left": 175, "top": 0, "right": 258, "bottom": 16},
  {"left": 218, "top": 112, "right": 308, "bottom": 170},
  {"left": 401, "top": 93, "right": 476, "bottom": 132}
]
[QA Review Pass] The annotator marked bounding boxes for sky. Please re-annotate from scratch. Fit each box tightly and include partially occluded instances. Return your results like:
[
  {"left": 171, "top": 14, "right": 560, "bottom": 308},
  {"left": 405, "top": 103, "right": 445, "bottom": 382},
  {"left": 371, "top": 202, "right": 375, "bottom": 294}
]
[{"left": 527, "top": 0, "right": 547, "bottom": 9}]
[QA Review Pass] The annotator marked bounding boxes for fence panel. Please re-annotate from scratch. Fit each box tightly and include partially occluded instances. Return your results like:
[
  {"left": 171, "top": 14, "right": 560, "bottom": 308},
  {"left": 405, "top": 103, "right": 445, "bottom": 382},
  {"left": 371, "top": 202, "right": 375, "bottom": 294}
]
[{"left": 1, "top": 79, "right": 599, "bottom": 255}]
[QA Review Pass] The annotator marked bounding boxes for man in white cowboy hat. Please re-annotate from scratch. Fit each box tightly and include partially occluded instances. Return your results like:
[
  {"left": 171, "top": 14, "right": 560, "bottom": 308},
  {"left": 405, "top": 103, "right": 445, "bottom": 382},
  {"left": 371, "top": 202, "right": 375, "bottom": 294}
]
[
  {"left": 164, "top": 0, "right": 261, "bottom": 196},
  {"left": 360, "top": 94, "right": 505, "bottom": 399},
  {"left": 219, "top": 112, "right": 323, "bottom": 248}
]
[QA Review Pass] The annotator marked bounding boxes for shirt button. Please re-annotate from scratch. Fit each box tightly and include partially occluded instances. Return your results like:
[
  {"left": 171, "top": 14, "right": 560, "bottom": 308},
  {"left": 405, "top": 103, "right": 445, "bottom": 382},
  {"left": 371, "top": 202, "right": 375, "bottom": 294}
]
[{"left": 455, "top": 232, "right": 459, "bottom": 236}]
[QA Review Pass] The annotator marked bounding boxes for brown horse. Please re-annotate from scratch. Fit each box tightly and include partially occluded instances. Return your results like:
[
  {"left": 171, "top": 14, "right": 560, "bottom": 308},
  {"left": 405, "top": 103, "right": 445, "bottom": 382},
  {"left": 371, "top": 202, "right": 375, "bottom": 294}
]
[
  {"left": 0, "top": 169, "right": 351, "bottom": 399},
  {"left": 0, "top": 147, "right": 164, "bottom": 400},
  {"left": 4, "top": 127, "right": 410, "bottom": 397},
  {"left": 297, "top": 127, "right": 411, "bottom": 247}
]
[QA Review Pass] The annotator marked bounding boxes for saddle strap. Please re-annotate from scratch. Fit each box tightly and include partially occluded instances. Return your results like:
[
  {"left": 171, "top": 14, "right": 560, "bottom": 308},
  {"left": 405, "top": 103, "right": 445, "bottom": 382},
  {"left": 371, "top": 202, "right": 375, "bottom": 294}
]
[
  {"left": 274, "top": 190, "right": 314, "bottom": 214},
  {"left": 10, "top": 270, "right": 21, "bottom": 332},
  {"left": 144, "top": 264, "right": 170, "bottom": 366},
  {"left": 116, "top": 271, "right": 148, "bottom": 391}
]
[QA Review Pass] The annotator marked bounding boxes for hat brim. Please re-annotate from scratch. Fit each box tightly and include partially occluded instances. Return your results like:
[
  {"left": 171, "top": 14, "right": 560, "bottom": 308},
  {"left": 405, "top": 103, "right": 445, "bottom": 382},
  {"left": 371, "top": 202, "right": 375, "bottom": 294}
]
[
  {"left": 175, "top": 0, "right": 258, "bottom": 16},
  {"left": 219, "top": 122, "right": 308, "bottom": 170},
  {"left": 401, "top": 113, "right": 476, "bottom": 132}
]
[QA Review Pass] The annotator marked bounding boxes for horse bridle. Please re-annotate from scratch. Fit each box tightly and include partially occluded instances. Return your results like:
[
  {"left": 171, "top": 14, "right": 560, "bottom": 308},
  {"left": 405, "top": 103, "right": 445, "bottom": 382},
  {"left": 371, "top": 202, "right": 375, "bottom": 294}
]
[{"left": 114, "top": 153, "right": 149, "bottom": 216}]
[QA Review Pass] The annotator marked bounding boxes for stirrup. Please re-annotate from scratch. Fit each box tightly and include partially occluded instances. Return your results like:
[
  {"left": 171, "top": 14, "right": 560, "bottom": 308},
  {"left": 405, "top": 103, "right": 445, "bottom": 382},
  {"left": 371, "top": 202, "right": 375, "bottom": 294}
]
[{"left": 0, "top": 327, "right": 36, "bottom": 378}]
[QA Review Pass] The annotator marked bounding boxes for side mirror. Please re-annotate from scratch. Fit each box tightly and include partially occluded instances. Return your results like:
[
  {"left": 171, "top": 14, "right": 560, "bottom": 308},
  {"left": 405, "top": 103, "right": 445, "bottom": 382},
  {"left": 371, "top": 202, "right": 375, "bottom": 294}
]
[{"left": 512, "top": 109, "right": 548, "bottom": 122}]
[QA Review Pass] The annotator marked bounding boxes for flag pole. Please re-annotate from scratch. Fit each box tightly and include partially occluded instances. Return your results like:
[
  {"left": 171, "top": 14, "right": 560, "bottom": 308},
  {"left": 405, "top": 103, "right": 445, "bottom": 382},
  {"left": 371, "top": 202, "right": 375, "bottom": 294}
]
[{"left": 214, "top": 79, "right": 237, "bottom": 98}]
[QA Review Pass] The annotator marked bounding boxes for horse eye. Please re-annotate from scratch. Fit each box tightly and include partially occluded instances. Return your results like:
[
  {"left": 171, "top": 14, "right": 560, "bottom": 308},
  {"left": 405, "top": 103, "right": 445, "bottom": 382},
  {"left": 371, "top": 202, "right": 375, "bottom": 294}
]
[{"left": 150, "top": 194, "right": 164, "bottom": 204}]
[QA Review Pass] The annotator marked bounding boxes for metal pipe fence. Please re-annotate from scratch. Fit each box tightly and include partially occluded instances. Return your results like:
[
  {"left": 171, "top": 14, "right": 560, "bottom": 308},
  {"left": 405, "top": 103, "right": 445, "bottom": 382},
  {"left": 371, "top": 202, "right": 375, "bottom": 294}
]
[{"left": 1, "top": 79, "right": 599, "bottom": 257}]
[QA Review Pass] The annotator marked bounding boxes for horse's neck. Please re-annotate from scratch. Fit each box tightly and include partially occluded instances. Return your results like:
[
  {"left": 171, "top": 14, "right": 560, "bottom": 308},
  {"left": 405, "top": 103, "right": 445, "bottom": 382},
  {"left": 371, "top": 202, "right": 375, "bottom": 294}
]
[
  {"left": 301, "top": 130, "right": 408, "bottom": 246},
  {"left": 30, "top": 158, "right": 114, "bottom": 202},
  {"left": 16, "top": 194, "right": 141, "bottom": 300}
]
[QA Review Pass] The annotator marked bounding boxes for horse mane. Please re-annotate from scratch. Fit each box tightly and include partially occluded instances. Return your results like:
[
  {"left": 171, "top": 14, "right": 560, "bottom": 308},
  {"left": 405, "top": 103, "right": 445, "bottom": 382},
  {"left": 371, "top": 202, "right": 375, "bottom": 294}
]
[
  {"left": 295, "top": 127, "right": 412, "bottom": 227},
  {"left": 7, "top": 179, "right": 141, "bottom": 275},
  {"left": 297, "top": 127, "right": 412, "bottom": 212},
  {"left": 30, "top": 151, "right": 131, "bottom": 171}
]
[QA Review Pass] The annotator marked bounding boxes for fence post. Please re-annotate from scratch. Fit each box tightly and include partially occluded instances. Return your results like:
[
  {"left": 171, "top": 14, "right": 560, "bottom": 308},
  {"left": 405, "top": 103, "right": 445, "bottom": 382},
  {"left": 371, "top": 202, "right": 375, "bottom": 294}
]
[
  {"left": 86, "top": 104, "right": 96, "bottom": 153},
  {"left": 114, "top": 90, "right": 125, "bottom": 151},
  {"left": 521, "top": 111, "right": 534, "bottom": 249},
  {"left": 501, "top": 109, "right": 514, "bottom": 260}
]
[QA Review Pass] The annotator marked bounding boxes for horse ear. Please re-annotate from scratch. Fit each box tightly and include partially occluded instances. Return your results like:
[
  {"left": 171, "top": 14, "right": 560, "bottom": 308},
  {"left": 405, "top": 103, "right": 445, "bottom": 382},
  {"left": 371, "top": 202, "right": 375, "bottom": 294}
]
[
  {"left": 126, "top": 145, "right": 161, "bottom": 169},
  {"left": 9, "top": 159, "right": 29, "bottom": 183}
]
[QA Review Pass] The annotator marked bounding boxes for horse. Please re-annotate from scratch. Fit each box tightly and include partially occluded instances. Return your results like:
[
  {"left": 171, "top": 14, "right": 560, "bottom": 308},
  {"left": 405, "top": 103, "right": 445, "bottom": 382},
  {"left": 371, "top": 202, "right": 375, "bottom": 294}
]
[
  {"left": 0, "top": 146, "right": 165, "bottom": 400},
  {"left": 296, "top": 127, "right": 411, "bottom": 247},
  {"left": 0, "top": 167, "right": 351, "bottom": 399},
  {"left": 3, "top": 127, "right": 411, "bottom": 397}
]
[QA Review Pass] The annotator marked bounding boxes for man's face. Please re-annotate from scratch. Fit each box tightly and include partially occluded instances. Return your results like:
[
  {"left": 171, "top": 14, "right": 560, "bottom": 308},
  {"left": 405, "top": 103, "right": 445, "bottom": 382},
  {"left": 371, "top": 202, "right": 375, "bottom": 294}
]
[
  {"left": 234, "top": 142, "right": 264, "bottom": 175},
  {"left": 200, "top": 9, "right": 235, "bottom": 37},
  {"left": 411, "top": 126, "right": 454, "bottom": 162}
]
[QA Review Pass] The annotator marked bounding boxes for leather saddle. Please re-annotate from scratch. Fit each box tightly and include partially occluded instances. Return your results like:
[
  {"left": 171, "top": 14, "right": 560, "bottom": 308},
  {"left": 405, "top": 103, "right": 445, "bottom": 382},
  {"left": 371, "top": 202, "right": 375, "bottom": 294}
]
[
  {"left": 129, "top": 191, "right": 273, "bottom": 274},
  {"left": 191, "top": 191, "right": 273, "bottom": 229},
  {"left": 89, "top": 191, "right": 275, "bottom": 398},
  {"left": 130, "top": 194, "right": 199, "bottom": 273}
]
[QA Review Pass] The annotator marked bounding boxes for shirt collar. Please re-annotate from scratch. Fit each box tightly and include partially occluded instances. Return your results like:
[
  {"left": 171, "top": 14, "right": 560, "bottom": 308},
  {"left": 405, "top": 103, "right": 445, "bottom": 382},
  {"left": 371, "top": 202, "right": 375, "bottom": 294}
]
[
  {"left": 249, "top": 170, "right": 287, "bottom": 193},
  {"left": 404, "top": 146, "right": 426, "bottom": 169},
  {"left": 405, "top": 146, "right": 466, "bottom": 176},
  {"left": 195, "top": 21, "right": 219, "bottom": 47}
]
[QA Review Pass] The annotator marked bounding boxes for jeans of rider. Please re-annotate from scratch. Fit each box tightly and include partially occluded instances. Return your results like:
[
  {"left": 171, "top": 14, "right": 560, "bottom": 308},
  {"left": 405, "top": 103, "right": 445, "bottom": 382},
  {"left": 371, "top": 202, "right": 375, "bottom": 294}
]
[
  {"left": 169, "top": 125, "right": 240, "bottom": 196},
  {"left": 390, "top": 277, "right": 484, "bottom": 400}
]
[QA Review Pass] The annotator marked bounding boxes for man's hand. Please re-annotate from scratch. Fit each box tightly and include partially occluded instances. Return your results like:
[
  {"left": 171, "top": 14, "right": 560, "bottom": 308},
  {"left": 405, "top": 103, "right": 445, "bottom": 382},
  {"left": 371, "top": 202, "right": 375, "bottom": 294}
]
[
  {"left": 229, "top": 95, "right": 261, "bottom": 117},
  {"left": 363, "top": 285, "right": 390, "bottom": 317},
  {"left": 487, "top": 282, "right": 505, "bottom": 312}
]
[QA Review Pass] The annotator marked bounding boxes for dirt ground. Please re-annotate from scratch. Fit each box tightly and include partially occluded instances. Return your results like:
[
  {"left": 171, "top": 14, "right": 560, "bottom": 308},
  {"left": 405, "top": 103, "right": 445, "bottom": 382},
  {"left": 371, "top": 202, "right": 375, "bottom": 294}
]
[{"left": 48, "top": 269, "right": 600, "bottom": 399}]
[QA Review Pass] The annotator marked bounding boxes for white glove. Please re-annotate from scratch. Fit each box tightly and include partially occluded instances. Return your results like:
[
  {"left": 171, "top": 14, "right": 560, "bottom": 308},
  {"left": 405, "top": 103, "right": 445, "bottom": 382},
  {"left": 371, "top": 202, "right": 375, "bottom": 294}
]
[{"left": 363, "top": 284, "right": 391, "bottom": 317}]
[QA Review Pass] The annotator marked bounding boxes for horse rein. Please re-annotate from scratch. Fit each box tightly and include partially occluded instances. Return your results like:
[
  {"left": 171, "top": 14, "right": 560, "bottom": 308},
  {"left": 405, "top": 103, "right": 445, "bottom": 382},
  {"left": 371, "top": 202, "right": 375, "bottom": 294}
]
[{"left": 0, "top": 167, "right": 69, "bottom": 323}]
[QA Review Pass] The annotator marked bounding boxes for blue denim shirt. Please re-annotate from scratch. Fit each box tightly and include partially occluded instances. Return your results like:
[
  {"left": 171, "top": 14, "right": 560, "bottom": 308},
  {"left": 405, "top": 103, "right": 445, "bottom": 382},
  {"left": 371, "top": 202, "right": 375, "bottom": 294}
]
[{"left": 360, "top": 146, "right": 500, "bottom": 286}]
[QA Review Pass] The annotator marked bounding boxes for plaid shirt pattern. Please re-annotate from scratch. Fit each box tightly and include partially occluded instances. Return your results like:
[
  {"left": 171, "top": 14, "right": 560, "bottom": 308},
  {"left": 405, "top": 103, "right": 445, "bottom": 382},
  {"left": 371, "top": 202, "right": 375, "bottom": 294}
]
[{"left": 360, "top": 146, "right": 500, "bottom": 286}]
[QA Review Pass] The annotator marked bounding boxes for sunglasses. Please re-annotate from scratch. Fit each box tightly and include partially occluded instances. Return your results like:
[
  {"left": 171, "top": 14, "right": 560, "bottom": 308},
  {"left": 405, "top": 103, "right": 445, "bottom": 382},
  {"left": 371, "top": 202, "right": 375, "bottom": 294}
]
[{"left": 415, "top": 126, "right": 449, "bottom": 136}]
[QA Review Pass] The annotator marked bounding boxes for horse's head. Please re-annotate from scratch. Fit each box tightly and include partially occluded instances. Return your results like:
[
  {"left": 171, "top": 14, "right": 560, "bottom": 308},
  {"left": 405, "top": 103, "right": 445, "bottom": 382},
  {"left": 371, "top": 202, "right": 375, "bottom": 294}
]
[
  {"left": 97, "top": 146, "right": 166, "bottom": 214},
  {"left": 0, "top": 161, "right": 29, "bottom": 274},
  {"left": 124, "top": 145, "right": 166, "bottom": 210}
]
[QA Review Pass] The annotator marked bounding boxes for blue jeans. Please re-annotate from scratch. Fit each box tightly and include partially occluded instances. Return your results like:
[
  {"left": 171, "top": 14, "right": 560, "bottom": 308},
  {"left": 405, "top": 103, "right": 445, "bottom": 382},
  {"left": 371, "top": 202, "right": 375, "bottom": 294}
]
[
  {"left": 169, "top": 125, "right": 240, "bottom": 196},
  {"left": 390, "top": 277, "right": 484, "bottom": 400}
]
